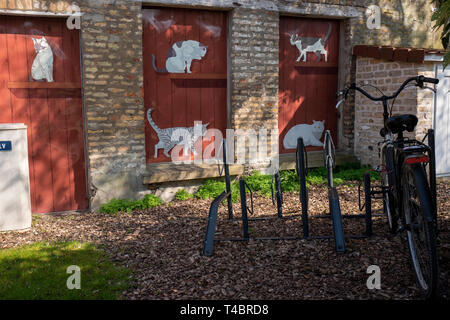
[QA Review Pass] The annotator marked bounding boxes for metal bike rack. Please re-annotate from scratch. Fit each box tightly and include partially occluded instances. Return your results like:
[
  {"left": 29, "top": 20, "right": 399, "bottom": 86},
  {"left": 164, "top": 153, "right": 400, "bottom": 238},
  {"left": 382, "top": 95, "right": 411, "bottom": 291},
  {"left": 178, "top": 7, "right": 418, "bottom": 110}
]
[
  {"left": 238, "top": 176, "right": 301, "bottom": 241},
  {"left": 204, "top": 130, "right": 385, "bottom": 256},
  {"left": 216, "top": 139, "right": 233, "bottom": 220},
  {"left": 296, "top": 137, "right": 309, "bottom": 238},
  {"left": 271, "top": 171, "right": 283, "bottom": 218},
  {"left": 202, "top": 139, "right": 234, "bottom": 256},
  {"left": 323, "top": 131, "right": 346, "bottom": 253},
  {"left": 202, "top": 140, "right": 292, "bottom": 257},
  {"left": 202, "top": 190, "right": 232, "bottom": 257},
  {"left": 296, "top": 132, "right": 376, "bottom": 254}
]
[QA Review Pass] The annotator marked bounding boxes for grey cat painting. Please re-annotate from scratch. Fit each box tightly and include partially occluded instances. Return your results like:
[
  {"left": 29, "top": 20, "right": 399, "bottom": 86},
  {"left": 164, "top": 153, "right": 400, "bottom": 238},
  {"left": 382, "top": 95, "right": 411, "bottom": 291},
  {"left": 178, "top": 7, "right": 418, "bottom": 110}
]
[
  {"left": 30, "top": 37, "right": 54, "bottom": 82},
  {"left": 152, "top": 40, "right": 208, "bottom": 73},
  {"left": 290, "top": 23, "right": 332, "bottom": 63},
  {"left": 147, "top": 108, "right": 209, "bottom": 158}
]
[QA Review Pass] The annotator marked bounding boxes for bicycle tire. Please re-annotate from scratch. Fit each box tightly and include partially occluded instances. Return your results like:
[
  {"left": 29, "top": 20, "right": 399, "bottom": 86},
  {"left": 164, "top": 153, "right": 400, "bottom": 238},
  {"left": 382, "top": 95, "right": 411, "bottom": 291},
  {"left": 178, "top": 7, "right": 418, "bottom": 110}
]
[{"left": 401, "top": 163, "right": 438, "bottom": 299}]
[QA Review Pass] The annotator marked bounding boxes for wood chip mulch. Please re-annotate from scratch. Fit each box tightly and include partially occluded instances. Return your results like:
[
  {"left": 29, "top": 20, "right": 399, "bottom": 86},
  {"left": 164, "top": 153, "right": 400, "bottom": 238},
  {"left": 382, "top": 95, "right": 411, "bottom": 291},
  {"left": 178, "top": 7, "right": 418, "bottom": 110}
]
[{"left": 1, "top": 182, "right": 449, "bottom": 300}]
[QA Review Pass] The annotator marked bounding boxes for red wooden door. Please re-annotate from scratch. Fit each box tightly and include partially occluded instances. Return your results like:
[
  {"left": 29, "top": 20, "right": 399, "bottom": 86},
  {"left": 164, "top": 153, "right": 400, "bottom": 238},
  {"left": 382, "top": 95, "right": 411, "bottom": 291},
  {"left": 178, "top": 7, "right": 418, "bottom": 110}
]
[
  {"left": 279, "top": 17, "right": 340, "bottom": 153},
  {"left": 143, "top": 7, "right": 227, "bottom": 163},
  {"left": 0, "top": 16, "right": 87, "bottom": 214}
]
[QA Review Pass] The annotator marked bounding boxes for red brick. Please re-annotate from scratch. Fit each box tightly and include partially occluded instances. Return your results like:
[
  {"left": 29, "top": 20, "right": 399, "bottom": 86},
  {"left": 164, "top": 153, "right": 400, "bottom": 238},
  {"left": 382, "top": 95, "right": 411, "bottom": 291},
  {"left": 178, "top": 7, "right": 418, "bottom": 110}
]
[
  {"left": 353, "top": 45, "right": 368, "bottom": 57},
  {"left": 366, "top": 46, "right": 381, "bottom": 59},
  {"left": 393, "top": 48, "right": 410, "bottom": 62},
  {"left": 408, "top": 49, "right": 425, "bottom": 63},
  {"left": 380, "top": 47, "right": 394, "bottom": 61}
]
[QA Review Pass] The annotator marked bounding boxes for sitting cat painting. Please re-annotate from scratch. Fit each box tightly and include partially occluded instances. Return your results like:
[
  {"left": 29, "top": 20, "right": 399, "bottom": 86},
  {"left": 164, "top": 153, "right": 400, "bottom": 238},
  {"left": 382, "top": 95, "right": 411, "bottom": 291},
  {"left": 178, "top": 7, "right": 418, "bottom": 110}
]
[
  {"left": 30, "top": 37, "right": 54, "bottom": 82},
  {"left": 147, "top": 108, "right": 209, "bottom": 158},
  {"left": 152, "top": 40, "right": 208, "bottom": 73},
  {"left": 290, "top": 23, "right": 332, "bottom": 63},
  {"left": 283, "top": 120, "right": 325, "bottom": 149}
]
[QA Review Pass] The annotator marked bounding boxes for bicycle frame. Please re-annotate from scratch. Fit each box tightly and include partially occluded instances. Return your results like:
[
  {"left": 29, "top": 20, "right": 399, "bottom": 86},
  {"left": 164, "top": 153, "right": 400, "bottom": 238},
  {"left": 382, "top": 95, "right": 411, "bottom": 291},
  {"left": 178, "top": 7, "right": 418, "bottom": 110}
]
[{"left": 338, "top": 76, "right": 439, "bottom": 230}]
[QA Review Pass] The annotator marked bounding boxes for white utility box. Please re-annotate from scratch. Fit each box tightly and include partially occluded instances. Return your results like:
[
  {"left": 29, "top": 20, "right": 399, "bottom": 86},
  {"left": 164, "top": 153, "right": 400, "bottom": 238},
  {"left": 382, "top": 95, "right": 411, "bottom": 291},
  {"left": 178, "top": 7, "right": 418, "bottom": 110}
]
[{"left": 0, "top": 124, "right": 31, "bottom": 231}]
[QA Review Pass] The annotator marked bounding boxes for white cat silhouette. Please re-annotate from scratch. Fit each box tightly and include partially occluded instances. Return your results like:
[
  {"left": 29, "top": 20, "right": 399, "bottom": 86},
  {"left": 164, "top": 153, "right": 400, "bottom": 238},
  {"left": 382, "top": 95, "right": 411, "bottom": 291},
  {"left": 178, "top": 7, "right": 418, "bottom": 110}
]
[
  {"left": 283, "top": 120, "right": 325, "bottom": 149},
  {"left": 31, "top": 37, "right": 54, "bottom": 82},
  {"left": 290, "top": 23, "right": 332, "bottom": 63},
  {"left": 152, "top": 40, "right": 207, "bottom": 74}
]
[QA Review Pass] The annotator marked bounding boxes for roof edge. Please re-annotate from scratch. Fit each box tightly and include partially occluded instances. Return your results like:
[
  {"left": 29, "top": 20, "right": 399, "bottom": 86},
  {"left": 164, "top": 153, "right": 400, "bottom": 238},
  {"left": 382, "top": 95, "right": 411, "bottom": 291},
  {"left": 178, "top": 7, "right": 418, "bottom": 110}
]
[{"left": 353, "top": 45, "right": 445, "bottom": 64}]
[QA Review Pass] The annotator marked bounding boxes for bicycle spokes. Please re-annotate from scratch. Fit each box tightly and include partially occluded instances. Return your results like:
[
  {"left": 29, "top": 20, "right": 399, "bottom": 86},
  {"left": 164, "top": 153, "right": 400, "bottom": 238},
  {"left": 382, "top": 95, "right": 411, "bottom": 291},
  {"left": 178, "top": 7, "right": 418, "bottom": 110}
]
[{"left": 403, "top": 169, "right": 433, "bottom": 293}]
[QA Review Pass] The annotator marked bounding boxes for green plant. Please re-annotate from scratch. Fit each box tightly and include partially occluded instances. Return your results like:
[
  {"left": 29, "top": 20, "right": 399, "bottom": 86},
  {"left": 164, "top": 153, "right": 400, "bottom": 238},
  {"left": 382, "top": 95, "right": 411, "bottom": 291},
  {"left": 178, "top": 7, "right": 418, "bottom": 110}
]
[
  {"left": 175, "top": 189, "right": 194, "bottom": 201},
  {"left": 279, "top": 170, "right": 300, "bottom": 192},
  {"left": 245, "top": 171, "right": 275, "bottom": 197},
  {"left": 99, "top": 194, "right": 162, "bottom": 214},
  {"left": 99, "top": 199, "right": 138, "bottom": 214},
  {"left": 0, "top": 242, "right": 130, "bottom": 299},
  {"left": 431, "top": 0, "right": 450, "bottom": 68},
  {"left": 195, "top": 179, "right": 240, "bottom": 202},
  {"left": 141, "top": 194, "right": 163, "bottom": 208}
]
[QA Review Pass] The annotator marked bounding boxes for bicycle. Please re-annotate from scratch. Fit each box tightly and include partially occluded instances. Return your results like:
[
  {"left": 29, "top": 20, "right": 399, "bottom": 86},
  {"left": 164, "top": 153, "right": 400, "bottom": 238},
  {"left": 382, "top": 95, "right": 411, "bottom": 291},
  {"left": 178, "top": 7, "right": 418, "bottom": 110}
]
[{"left": 336, "top": 75, "right": 440, "bottom": 299}]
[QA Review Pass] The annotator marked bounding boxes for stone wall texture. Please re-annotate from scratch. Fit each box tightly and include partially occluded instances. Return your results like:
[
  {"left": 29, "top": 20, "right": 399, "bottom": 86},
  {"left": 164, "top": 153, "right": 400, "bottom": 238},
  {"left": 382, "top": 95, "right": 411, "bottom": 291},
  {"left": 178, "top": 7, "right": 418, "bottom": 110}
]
[{"left": 0, "top": 0, "right": 442, "bottom": 209}]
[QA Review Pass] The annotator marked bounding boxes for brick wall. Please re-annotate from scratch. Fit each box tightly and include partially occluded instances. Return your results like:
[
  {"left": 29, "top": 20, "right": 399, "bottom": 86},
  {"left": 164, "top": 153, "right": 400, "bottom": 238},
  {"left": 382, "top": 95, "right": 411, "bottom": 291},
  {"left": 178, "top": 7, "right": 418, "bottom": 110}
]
[
  {"left": 0, "top": 0, "right": 441, "bottom": 209},
  {"left": 79, "top": 0, "right": 145, "bottom": 208},
  {"left": 354, "top": 56, "right": 435, "bottom": 166},
  {"left": 229, "top": 8, "right": 279, "bottom": 171}
]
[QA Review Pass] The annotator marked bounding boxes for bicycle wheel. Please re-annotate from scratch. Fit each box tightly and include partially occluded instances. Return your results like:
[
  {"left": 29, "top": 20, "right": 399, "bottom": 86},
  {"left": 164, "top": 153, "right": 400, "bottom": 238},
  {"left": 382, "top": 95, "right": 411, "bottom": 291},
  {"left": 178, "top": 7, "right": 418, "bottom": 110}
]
[
  {"left": 401, "top": 163, "right": 438, "bottom": 299},
  {"left": 383, "top": 145, "right": 398, "bottom": 233}
]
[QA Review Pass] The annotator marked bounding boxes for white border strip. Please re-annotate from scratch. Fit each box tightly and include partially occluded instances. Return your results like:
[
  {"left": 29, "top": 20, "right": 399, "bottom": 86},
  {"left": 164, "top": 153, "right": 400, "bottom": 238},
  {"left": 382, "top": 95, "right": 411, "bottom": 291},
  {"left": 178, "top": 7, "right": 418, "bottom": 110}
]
[
  {"left": 425, "top": 53, "right": 444, "bottom": 62},
  {"left": 0, "top": 9, "right": 72, "bottom": 17}
]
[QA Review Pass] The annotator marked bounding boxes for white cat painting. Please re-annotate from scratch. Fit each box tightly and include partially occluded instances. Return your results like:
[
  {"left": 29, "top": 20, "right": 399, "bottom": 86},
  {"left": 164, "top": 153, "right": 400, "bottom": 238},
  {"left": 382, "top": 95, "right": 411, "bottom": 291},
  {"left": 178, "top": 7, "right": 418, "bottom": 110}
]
[
  {"left": 283, "top": 120, "right": 325, "bottom": 149},
  {"left": 152, "top": 40, "right": 207, "bottom": 73},
  {"left": 290, "top": 23, "right": 332, "bottom": 63},
  {"left": 30, "top": 37, "right": 54, "bottom": 82}
]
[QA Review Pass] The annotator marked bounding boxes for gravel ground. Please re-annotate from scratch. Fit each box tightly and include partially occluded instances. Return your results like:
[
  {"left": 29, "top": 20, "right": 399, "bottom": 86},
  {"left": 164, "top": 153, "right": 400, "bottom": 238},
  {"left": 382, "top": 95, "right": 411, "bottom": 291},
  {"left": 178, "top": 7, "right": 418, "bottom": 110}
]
[{"left": 1, "top": 182, "right": 449, "bottom": 300}]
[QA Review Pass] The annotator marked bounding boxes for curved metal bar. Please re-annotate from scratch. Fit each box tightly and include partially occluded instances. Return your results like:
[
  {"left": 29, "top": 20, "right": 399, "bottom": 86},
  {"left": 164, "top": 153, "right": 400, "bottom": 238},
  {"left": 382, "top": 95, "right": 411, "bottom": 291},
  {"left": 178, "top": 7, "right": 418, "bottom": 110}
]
[{"left": 202, "top": 191, "right": 232, "bottom": 257}]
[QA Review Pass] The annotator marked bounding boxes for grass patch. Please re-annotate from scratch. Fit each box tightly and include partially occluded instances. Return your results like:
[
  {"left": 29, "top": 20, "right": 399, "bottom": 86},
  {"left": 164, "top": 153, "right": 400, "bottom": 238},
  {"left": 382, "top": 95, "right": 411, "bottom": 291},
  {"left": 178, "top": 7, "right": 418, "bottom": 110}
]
[
  {"left": 0, "top": 241, "right": 130, "bottom": 300},
  {"left": 291, "top": 162, "right": 379, "bottom": 187},
  {"left": 99, "top": 194, "right": 162, "bottom": 214}
]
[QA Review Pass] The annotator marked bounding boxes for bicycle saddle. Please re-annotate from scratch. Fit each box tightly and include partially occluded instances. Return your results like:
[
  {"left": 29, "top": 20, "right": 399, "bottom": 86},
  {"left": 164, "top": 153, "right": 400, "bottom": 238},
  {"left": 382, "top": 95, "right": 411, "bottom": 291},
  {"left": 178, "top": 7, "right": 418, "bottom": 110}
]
[{"left": 386, "top": 114, "right": 418, "bottom": 134}]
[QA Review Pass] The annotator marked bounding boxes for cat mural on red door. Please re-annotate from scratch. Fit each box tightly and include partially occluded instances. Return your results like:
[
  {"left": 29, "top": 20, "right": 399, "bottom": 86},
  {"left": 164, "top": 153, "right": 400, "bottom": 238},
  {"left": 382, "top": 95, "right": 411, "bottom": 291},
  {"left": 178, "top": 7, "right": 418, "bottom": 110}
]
[
  {"left": 143, "top": 7, "right": 227, "bottom": 163},
  {"left": 151, "top": 40, "right": 208, "bottom": 73},
  {"left": 146, "top": 108, "right": 209, "bottom": 158},
  {"left": 289, "top": 23, "right": 332, "bottom": 63},
  {"left": 283, "top": 120, "right": 325, "bottom": 149},
  {"left": 30, "top": 36, "right": 54, "bottom": 82},
  {"left": 279, "top": 17, "right": 339, "bottom": 154}
]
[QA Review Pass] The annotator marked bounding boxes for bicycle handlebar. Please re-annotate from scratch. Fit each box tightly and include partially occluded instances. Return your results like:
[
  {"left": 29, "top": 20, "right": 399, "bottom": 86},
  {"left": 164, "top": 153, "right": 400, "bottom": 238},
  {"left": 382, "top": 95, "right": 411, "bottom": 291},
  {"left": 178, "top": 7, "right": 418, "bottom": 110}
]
[{"left": 336, "top": 76, "right": 439, "bottom": 105}]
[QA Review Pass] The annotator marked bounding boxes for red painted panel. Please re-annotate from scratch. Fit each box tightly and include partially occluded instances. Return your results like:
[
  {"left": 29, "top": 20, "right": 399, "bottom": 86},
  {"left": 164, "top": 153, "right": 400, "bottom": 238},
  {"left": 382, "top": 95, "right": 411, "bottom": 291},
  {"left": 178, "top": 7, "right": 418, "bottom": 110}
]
[
  {"left": 143, "top": 7, "right": 227, "bottom": 163},
  {"left": 279, "top": 17, "right": 340, "bottom": 153},
  {"left": 0, "top": 16, "right": 87, "bottom": 213}
]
